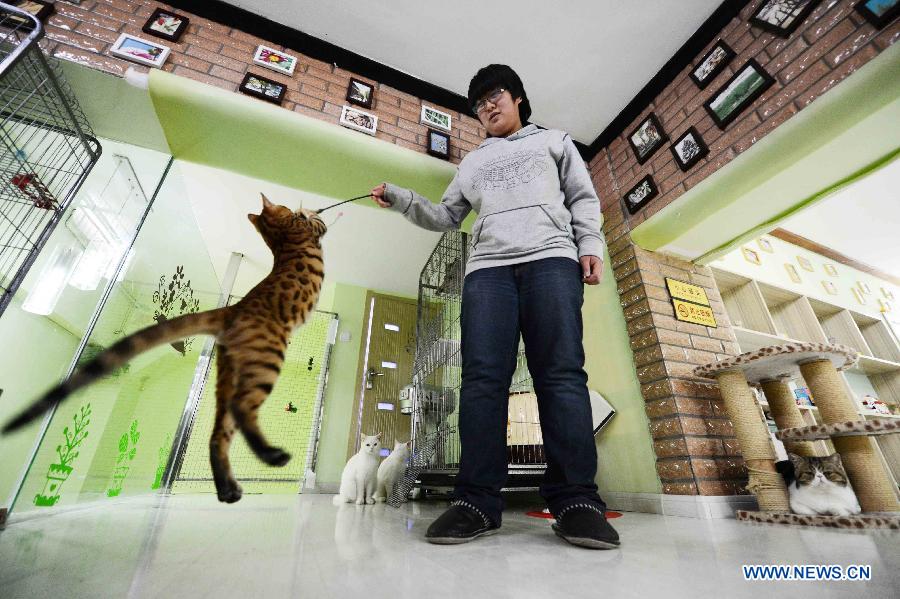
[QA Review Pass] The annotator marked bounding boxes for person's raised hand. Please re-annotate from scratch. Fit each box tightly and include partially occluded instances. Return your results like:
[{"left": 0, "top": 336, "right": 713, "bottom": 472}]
[{"left": 371, "top": 183, "right": 391, "bottom": 208}]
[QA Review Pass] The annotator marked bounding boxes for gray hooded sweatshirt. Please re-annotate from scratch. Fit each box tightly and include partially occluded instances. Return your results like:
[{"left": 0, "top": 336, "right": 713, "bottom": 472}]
[{"left": 384, "top": 124, "right": 604, "bottom": 276}]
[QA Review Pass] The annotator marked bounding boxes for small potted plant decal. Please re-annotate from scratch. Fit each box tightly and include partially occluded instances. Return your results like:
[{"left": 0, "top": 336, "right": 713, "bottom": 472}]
[
  {"left": 151, "top": 434, "right": 172, "bottom": 490},
  {"left": 152, "top": 265, "right": 200, "bottom": 355},
  {"left": 34, "top": 403, "right": 92, "bottom": 507},
  {"left": 107, "top": 420, "right": 140, "bottom": 497}
]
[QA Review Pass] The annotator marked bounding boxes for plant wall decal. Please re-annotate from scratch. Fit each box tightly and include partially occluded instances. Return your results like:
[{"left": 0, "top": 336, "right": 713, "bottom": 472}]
[
  {"left": 34, "top": 403, "right": 92, "bottom": 507},
  {"left": 152, "top": 265, "right": 200, "bottom": 355}
]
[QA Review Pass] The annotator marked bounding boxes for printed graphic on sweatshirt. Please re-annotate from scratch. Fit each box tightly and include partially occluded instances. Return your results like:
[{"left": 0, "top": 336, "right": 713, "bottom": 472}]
[{"left": 471, "top": 150, "right": 549, "bottom": 192}]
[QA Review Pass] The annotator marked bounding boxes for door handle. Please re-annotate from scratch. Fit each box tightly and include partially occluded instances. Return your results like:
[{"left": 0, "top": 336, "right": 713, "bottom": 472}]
[{"left": 366, "top": 367, "right": 384, "bottom": 389}]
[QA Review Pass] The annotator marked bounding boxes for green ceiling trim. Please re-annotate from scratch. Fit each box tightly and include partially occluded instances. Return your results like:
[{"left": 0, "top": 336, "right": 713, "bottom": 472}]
[{"left": 146, "top": 69, "right": 458, "bottom": 211}]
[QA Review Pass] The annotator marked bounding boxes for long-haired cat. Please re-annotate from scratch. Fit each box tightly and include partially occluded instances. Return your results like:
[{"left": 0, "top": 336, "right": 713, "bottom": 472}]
[
  {"left": 777, "top": 453, "right": 861, "bottom": 516},
  {"left": 333, "top": 433, "right": 382, "bottom": 505},
  {"left": 374, "top": 439, "right": 410, "bottom": 502},
  {"left": 3, "top": 194, "right": 327, "bottom": 504}
]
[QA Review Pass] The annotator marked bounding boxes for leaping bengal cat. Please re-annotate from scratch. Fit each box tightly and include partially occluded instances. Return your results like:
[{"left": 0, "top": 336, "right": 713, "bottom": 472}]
[{"left": 3, "top": 194, "right": 327, "bottom": 503}]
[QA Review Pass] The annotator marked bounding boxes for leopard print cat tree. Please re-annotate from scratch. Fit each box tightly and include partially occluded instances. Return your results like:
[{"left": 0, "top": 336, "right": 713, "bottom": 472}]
[{"left": 694, "top": 342, "right": 900, "bottom": 529}]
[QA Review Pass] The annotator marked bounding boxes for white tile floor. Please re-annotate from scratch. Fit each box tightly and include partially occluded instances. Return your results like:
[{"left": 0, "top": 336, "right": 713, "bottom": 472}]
[{"left": 1, "top": 493, "right": 898, "bottom": 598}]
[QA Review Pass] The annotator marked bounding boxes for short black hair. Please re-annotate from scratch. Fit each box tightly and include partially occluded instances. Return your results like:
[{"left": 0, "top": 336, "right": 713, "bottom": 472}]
[{"left": 467, "top": 64, "right": 532, "bottom": 125}]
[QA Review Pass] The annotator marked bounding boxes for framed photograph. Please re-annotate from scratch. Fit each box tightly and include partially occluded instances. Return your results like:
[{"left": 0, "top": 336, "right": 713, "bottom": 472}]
[
  {"left": 750, "top": 0, "right": 822, "bottom": 37},
  {"left": 855, "top": 0, "right": 900, "bottom": 29},
  {"left": 142, "top": 7, "right": 189, "bottom": 42},
  {"left": 340, "top": 105, "right": 378, "bottom": 136},
  {"left": 785, "top": 263, "right": 802, "bottom": 284},
  {"left": 346, "top": 78, "right": 374, "bottom": 109},
  {"left": 421, "top": 105, "right": 452, "bottom": 132},
  {"left": 704, "top": 59, "right": 775, "bottom": 129},
  {"left": 669, "top": 127, "right": 709, "bottom": 171},
  {"left": 110, "top": 33, "right": 170, "bottom": 68},
  {"left": 821, "top": 280, "right": 838, "bottom": 295},
  {"left": 690, "top": 40, "right": 736, "bottom": 89},
  {"left": 823, "top": 263, "right": 838, "bottom": 277},
  {"left": 628, "top": 113, "right": 668, "bottom": 164},
  {"left": 856, "top": 281, "right": 872, "bottom": 295},
  {"left": 879, "top": 298, "right": 893, "bottom": 312},
  {"left": 238, "top": 73, "right": 286, "bottom": 105},
  {"left": 426, "top": 129, "right": 450, "bottom": 159},
  {"left": 797, "top": 255, "right": 814, "bottom": 271},
  {"left": 8, "top": 1, "right": 54, "bottom": 28},
  {"left": 853, "top": 287, "right": 867, "bottom": 305},
  {"left": 756, "top": 237, "right": 774, "bottom": 253},
  {"left": 742, "top": 247, "right": 762, "bottom": 266},
  {"left": 253, "top": 45, "right": 298, "bottom": 76},
  {"left": 882, "top": 287, "right": 896, "bottom": 301},
  {"left": 623, "top": 176, "right": 658, "bottom": 215}
]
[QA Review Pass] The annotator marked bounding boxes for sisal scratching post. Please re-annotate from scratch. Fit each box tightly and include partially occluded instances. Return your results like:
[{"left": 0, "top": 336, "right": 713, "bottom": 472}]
[
  {"left": 760, "top": 379, "right": 817, "bottom": 457},
  {"left": 799, "top": 359, "right": 900, "bottom": 512},
  {"left": 716, "top": 370, "right": 790, "bottom": 512}
]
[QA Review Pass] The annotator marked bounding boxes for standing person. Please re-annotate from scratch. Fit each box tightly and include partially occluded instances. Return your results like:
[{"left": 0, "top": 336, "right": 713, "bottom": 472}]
[{"left": 371, "top": 64, "right": 619, "bottom": 550}]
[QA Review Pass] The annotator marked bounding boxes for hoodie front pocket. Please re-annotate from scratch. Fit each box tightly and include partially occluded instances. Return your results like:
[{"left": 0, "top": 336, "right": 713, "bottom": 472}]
[{"left": 472, "top": 204, "right": 570, "bottom": 257}]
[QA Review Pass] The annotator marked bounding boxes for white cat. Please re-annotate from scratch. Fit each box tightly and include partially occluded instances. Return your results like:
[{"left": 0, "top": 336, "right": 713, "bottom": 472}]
[
  {"left": 374, "top": 440, "right": 411, "bottom": 502},
  {"left": 782, "top": 453, "right": 861, "bottom": 516},
  {"left": 333, "top": 433, "right": 381, "bottom": 505}
]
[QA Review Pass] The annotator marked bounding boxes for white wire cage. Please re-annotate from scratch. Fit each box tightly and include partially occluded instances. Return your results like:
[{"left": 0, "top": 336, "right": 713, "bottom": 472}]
[
  {"left": 0, "top": 3, "right": 101, "bottom": 316},
  {"left": 389, "top": 231, "right": 547, "bottom": 506}
]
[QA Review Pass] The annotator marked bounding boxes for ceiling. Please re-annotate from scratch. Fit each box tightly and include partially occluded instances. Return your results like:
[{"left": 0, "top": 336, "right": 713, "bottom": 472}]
[
  {"left": 223, "top": 0, "right": 724, "bottom": 143},
  {"left": 178, "top": 161, "right": 444, "bottom": 297},
  {"left": 780, "top": 159, "right": 900, "bottom": 280}
]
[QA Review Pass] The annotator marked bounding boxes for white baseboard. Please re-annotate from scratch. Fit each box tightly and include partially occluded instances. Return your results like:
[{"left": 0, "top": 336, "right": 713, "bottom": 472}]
[{"left": 604, "top": 491, "right": 758, "bottom": 519}]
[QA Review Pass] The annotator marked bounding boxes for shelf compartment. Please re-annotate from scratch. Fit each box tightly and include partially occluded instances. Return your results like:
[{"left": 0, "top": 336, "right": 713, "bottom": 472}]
[
  {"left": 809, "top": 299, "right": 873, "bottom": 356},
  {"left": 717, "top": 274, "right": 777, "bottom": 335},
  {"left": 758, "top": 282, "right": 828, "bottom": 344}
]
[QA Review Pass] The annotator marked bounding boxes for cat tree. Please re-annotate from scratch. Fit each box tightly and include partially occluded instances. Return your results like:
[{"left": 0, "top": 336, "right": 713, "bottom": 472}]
[{"left": 694, "top": 342, "right": 900, "bottom": 529}]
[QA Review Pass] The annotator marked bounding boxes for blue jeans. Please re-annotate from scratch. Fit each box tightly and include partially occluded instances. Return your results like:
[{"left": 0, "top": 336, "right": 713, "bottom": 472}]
[{"left": 451, "top": 257, "right": 606, "bottom": 525}]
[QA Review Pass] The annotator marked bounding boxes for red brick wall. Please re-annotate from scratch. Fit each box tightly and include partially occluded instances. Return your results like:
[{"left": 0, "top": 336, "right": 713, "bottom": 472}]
[
  {"left": 42, "top": 0, "right": 486, "bottom": 164},
  {"left": 590, "top": 0, "right": 899, "bottom": 227},
  {"left": 591, "top": 1, "right": 898, "bottom": 497}
]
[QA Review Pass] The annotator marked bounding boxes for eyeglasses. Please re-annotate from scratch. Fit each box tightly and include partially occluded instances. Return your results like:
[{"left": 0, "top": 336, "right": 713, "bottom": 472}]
[{"left": 473, "top": 88, "right": 506, "bottom": 115}]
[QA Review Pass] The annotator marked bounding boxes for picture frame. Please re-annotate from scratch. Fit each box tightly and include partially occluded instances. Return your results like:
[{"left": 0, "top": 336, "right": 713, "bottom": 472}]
[
  {"left": 110, "top": 33, "right": 170, "bottom": 69},
  {"left": 785, "top": 263, "right": 802, "bottom": 284},
  {"left": 797, "top": 255, "right": 814, "bottom": 271},
  {"left": 823, "top": 263, "right": 838, "bottom": 277},
  {"left": 704, "top": 59, "right": 775, "bottom": 129},
  {"left": 690, "top": 40, "right": 736, "bottom": 89},
  {"left": 253, "top": 45, "right": 298, "bottom": 76},
  {"left": 426, "top": 129, "right": 450, "bottom": 160},
  {"left": 757, "top": 237, "right": 774, "bottom": 253},
  {"left": 750, "top": 0, "right": 822, "bottom": 37},
  {"left": 669, "top": 127, "right": 709, "bottom": 171},
  {"left": 238, "top": 72, "right": 287, "bottom": 105},
  {"left": 141, "top": 7, "right": 190, "bottom": 42},
  {"left": 420, "top": 105, "right": 452, "bottom": 132},
  {"left": 854, "top": 0, "right": 900, "bottom": 29},
  {"left": 856, "top": 281, "right": 872, "bottom": 295},
  {"left": 742, "top": 247, "right": 761, "bottom": 266},
  {"left": 879, "top": 298, "right": 893, "bottom": 312},
  {"left": 346, "top": 78, "right": 374, "bottom": 109},
  {"left": 628, "top": 113, "right": 668, "bottom": 165},
  {"left": 882, "top": 287, "right": 896, "bottom": 301},
  {"left": 8, "top": 1, "right": 54, "bottom": 29},
  {"left": 339, "top": 105, "right": 378, "bottom": 136},
  {"left": 853, "top": 287, "right": 867, "bottom": 305},
  {"left": 821, "top": 280, "right": 838, "bottom": 295},
  {"left": 623, "top": 175, "right": 658, "bottom": 215}
]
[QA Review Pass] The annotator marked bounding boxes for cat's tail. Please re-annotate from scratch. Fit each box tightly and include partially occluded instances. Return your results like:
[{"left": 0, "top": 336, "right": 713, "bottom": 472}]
[{"left": 2, "top": 309, "right": 227, "bottom": 434}]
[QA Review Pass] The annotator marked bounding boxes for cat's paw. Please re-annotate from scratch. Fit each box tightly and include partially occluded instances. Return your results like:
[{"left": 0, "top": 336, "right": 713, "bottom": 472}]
[
  {"left": 259, "top": 447, "right": 292, "bottom": 467},
  {"left": 366, "top": 497, "right": 376, "bottom": 505},
  {"left": 374, "top": 495, "right": 386, "bottom": 503},
  {"left": 355, "top": 499, "right": 365, "bottom": 505},
  {"left": 217, "top": 481, "right": 243, "bottom": 504}
]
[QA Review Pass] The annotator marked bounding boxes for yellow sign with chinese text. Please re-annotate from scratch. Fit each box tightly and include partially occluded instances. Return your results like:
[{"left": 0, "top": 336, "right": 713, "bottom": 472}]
[
  {"left": 672, "top": 299, "right": 717, "bottom": 328},
  {"left": 665, "top": 278, "right": 710, "bottom": 306}
]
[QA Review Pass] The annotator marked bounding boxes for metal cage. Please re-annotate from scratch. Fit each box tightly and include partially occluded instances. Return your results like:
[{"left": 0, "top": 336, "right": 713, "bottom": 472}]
[
  {"left": 390, "top": 231, "right": 547, "bottom": 505},
  {"left": 0, "top": 3, "right": 101, "bottom": 316}
]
